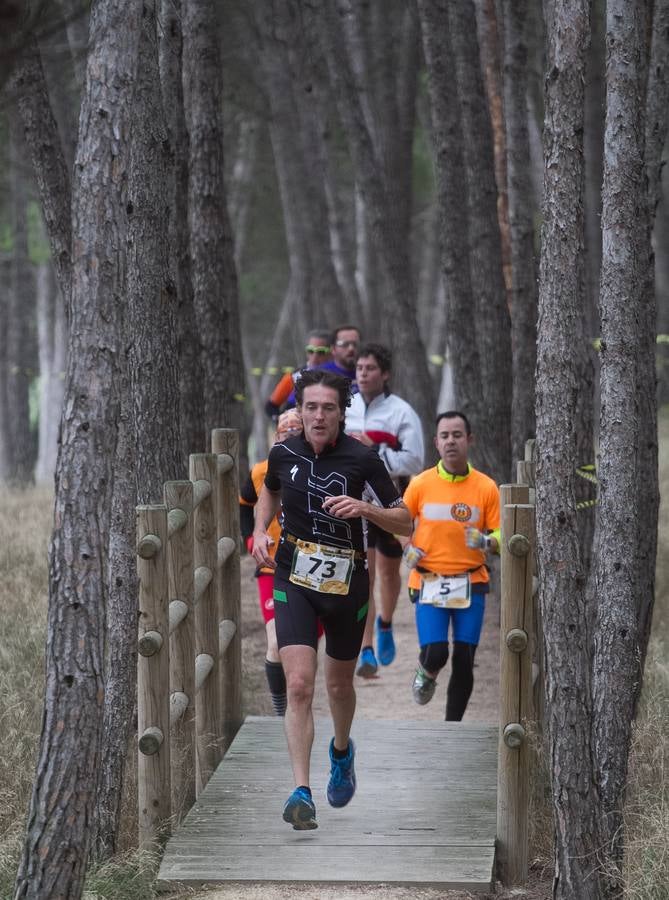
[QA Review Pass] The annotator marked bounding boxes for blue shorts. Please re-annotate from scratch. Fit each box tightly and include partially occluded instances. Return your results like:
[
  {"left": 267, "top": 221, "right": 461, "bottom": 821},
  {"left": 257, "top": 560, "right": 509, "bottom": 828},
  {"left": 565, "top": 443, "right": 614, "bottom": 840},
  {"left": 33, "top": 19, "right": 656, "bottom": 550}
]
[{"left": 411, "top": 587, "right": 487, "bottom": 647}]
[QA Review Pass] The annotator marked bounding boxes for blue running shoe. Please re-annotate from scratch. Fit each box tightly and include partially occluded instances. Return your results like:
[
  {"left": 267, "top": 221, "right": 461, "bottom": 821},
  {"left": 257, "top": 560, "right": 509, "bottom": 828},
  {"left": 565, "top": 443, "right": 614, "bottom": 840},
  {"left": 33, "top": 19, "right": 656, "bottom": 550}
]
[
  {"left": 356, "top": 646, "right": 378, "bottom": 678},
  {"left": 282, "top": 786, "right": 317, "bottom": 830},
  {"left": 376, "top": 616, "right": 396, "bottom": 666},
  {"left": 327, "top": 739, "right": 356, "bottom": 808}
]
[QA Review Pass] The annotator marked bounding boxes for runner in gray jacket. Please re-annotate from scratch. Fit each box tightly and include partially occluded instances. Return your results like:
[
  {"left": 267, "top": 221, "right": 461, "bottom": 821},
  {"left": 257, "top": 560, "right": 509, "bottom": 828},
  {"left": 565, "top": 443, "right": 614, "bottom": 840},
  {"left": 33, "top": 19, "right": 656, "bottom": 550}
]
[{"left": 345, "top": 343, "right": 425, "bottom": 676}]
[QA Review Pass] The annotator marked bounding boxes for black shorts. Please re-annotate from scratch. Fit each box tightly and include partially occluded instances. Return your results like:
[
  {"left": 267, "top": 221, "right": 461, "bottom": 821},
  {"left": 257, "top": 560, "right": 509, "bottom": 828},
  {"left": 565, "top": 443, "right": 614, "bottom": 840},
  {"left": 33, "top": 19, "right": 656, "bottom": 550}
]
[
  {"left": 272, "top": 563, "right": 369, "bottom": 661},
  {"left": 366, "top": 521, "right": 403, "bottom": 558}
]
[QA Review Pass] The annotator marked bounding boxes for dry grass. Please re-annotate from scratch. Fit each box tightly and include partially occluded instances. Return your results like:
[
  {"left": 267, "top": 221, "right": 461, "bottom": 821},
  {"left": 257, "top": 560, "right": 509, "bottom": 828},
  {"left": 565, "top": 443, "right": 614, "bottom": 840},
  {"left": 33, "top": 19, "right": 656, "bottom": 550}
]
[
  {"left": 622, "top": 641, "right": 669, "bottom": 900},
  {"left": 620, "top": 407, "right": 669, "bottom": 899},
  {"left": 0, "top": 411, "right": 667, "bottom": 898},
  {"left": 0, "top": 486, "right": 52, "bottom": 897}
]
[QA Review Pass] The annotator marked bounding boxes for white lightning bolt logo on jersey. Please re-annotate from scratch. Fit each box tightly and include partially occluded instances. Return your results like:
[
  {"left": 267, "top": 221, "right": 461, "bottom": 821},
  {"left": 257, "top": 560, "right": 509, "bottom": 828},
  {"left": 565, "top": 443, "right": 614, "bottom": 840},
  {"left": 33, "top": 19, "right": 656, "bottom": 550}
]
[{"left": 290, "top": 464, "right": 299, "bottom": 481}]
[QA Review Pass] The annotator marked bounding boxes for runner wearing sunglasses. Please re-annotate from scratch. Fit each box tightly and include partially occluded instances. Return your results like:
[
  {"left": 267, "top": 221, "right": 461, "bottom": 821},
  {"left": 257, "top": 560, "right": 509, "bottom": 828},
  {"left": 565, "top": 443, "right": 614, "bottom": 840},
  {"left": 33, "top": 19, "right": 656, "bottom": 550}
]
[{"left": 265, "top": 330, "right": 333, "bottom": 420}]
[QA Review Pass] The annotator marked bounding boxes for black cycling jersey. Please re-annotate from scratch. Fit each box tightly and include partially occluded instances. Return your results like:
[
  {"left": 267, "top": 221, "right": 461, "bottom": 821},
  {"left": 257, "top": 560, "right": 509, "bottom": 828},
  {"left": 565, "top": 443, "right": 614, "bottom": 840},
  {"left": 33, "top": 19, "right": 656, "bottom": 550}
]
[{"left": 264, "top": 429, "right": 403, "bottom": 570}]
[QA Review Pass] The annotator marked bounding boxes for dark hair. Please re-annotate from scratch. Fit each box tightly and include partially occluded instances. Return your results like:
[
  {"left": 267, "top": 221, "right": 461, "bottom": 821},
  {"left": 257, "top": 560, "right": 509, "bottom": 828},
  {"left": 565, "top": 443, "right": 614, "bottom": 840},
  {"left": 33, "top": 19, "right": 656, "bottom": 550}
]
[
  {"left": 331, "top": 323, "right": 361, "bottom": 344},
  {"left": 435, "top": 410, "right": 472, "bottom": 435},
  {"left": 306, "top": 329, "right": 331, "bottom": 346},
  {"left": 294, "top": 368, "right": 352, "bottom": 412},
  {"left": 357, "top": 342, "right": 392, "bottom": 373}
]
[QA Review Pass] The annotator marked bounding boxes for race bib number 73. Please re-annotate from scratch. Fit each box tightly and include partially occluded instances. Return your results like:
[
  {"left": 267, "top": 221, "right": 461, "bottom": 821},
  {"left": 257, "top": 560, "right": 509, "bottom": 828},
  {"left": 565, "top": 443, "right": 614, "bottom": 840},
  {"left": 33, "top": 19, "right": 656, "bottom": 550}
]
[{"left": 289, "top": 540, "right": 354, "bottom": 595}]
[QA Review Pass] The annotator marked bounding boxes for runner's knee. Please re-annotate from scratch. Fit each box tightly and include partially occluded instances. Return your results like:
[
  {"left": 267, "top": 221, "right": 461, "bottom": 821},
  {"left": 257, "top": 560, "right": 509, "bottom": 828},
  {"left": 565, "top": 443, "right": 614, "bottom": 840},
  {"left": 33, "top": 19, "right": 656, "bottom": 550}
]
[
  {"left": 285, "top": 670, "right": 315, "bottom": 705},
  {"left": 419, "top": 641, "right": 450, "bottom": 673},
  {"left": 451, "top": 641, "right": 476, "bottom": 680}
]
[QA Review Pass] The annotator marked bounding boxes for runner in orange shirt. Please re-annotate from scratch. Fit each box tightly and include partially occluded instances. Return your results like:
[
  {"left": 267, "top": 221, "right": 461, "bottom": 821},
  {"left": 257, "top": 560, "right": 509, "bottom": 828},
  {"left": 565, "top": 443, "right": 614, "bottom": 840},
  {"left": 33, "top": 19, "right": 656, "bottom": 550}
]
[{"left": 402, "top": 411, "right": 500, "bottom": 719}]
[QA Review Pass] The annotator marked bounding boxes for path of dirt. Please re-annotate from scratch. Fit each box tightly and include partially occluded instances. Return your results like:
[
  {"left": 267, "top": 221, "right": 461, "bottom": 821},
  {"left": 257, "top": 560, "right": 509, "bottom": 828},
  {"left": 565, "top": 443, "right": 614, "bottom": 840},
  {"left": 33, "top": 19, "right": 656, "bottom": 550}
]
[{"left": 169, "top": 555, "right": 551, "bottom": 900}]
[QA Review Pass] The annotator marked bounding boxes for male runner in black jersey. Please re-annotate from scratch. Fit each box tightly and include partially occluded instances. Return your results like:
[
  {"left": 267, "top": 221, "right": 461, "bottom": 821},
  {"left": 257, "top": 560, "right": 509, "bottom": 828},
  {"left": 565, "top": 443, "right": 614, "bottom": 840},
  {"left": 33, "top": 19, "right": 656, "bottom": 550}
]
[{"left": 252, "top": 369, "right": 411, "bottom": 830}]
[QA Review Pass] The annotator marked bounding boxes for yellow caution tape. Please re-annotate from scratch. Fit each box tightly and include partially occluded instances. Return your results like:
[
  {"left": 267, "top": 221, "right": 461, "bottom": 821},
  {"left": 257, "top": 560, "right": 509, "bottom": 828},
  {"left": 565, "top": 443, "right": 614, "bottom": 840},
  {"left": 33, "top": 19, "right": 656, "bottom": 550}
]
[
  {"left": 593, "top": 334, "right": 668, "bottom": 351},
  {"left": 575, "top": 463, "right": 598, "bottom": 511},
  {"left": 575, "top": 464, "right": 598, "bottom": 485}
]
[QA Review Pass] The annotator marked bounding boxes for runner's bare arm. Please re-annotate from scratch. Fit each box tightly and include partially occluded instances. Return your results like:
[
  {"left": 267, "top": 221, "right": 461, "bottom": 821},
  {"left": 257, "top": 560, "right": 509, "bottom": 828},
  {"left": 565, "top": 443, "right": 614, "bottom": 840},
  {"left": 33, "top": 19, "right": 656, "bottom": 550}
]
[
  {"left": 252, "top": 485, "right": 282, "bottom": 569},
  {"left": 322, "top": 496, "right": 412, "bottom": 537}
]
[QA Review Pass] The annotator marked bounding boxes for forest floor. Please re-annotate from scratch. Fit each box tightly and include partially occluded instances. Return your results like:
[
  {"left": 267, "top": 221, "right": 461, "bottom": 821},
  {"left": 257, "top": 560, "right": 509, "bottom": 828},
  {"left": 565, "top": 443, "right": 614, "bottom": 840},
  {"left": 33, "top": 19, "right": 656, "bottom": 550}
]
[{"left": 166, "top": 555, "right": 553, "bottom": 900}]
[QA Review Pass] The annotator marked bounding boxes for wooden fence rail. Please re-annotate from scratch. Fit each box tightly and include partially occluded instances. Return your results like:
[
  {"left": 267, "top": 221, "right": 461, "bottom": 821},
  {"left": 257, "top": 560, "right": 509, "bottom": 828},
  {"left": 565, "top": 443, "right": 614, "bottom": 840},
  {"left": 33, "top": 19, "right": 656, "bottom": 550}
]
[
  {"left": 136, "top": 430, "right": 539, "bottom": 883},
  {"left": 497, "top": 483, "right": 535, "bottom": 886},
  {"left": 136, "top": 429, "right": 243, "bottom": 849}
]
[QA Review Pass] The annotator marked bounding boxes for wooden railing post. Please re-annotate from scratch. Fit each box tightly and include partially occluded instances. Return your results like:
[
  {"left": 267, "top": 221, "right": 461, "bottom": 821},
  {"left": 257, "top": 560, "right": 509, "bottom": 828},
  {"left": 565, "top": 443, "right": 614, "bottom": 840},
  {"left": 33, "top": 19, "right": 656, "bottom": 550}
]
[
  {"left": 164, "top": 480, "right": 195, "bottom": 821},
  {"left": 189, "top": 453, "right": 221, "bottom": 794},
  {"left": 497, "top": 484, "right": 535, "bottom": 886},
  {"left": 137, "top": 504, "right": 171, "bottom": 850},
  {"left": 212, "top": 428, "right": 243, "bottom": 755},
  {"left": 516, "top": 439, "right": 542, "bottom": 728}
]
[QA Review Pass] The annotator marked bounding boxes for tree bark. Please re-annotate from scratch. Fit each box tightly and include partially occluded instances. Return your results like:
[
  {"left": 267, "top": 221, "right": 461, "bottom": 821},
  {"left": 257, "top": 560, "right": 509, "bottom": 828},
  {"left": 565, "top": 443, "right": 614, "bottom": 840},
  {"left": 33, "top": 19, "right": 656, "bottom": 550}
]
[
  {"left": 502, "top": 0, "right": 538, "bottom": 463},
  {"left": 0, "top": 251, "right": 11, "bottom": 479},
  {"left": 5, "top": 109, "right": 37, "bottom": 484},
  {"left": 584, "top": 0, "right": 605, "bottom": 333},
  {"left": 591, "top": 5, "right": 652, "bottom": 889},
  {"left": 92, "top": 0, "right": 183, "bottom": 860},
  {"left": 182, "top": 0, "right": 246, "bottom": 445},
  {"left": 316, "top": 0, "right": 435, "bottom": 444},
  {"left": 158, "top": 0, "right": 206, "bottom": 463},
  {"left": 13, "top": 0, "right": 142, "bottom": 895},
  {"left": 536, "top": 2, "right": 602, "bottom": 897},
  {"left": 8, "top": 35, "right": 72, "bottom": 309},
  {"left": 476, "top": 0, "right": 513, "bottom": 298},
  {"left": 228, "top": 115, "right": 271, "bottom": 462},
  {"left": 448, "top": 0, "right": 512, "bottom": 484},
  {"left": 416, "top": 0, "right": 485, "bottom": 437},
  {"left": 635, "top": 0, "right": 669, "bottom": 670},
  {"left": 254, "top": 0, "right": 346, "bottom": 332},
  {"left": 35, "top": 262, "right": 67, "bottom": 485}
]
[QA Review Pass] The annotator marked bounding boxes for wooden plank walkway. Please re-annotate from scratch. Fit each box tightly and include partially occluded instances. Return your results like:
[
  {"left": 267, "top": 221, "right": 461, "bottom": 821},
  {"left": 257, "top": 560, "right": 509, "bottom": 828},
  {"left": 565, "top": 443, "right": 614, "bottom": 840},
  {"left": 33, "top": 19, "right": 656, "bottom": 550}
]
[{"left": 158, "top": 716, "right": 498, "bottom": 891}]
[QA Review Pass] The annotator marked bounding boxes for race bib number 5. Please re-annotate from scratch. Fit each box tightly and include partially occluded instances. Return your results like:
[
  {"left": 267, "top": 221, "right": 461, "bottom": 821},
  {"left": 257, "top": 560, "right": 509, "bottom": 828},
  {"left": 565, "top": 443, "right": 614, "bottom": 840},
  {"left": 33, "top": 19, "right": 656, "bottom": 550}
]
[
  {"left": 419, "top": 573, "right": 471, "bottom": 609},
  {"left": 289, "top": 540, "right": 354, "bottom": 595}
]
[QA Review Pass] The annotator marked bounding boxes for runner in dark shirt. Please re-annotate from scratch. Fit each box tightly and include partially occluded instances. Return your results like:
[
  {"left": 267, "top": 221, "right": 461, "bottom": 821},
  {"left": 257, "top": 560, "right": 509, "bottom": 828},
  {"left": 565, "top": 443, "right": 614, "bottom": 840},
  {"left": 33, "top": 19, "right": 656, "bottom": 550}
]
[{"left": 252, "top": 368, "right": 411, "bottom": 831}]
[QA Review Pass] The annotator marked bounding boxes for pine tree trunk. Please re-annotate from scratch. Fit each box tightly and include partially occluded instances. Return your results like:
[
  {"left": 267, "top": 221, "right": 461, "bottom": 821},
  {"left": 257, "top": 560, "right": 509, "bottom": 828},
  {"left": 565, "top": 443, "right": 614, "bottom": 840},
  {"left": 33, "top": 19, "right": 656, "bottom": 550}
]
[
  {"left": 35, "top": 262, "right": 67, "bottom": 485},
  {"left": 13, "top": 0, "right": 142, "bottom": 894},
  {"left": 0, "top": 252, "right": 11, "bottom": 479},
  {"left": 536, "top": 2, "right": 602, "bottom": 896},
  {"left": 584, "top": 0, "right": 605, "bottom": 332},
  {"left": 592, "top": 5, "right": 650, "bottom": 888},
  {"left": 635, "top": 0, "right": 669, "bottom": 673},
  {"left": 9, "top": 35, "right": 72, "bottom": 308},
  {"left": 476, "top": 0, "right": 513, "bottom": 297},
  {"left": 417, "top": 0, "right": 496, "bottom": 476},
  {"left": 448, "top": 0, "right": 512, "bottom": 484},
  {"left": 316, "top": 0, "right": 435, "bottom": 442},
  {"left": 93, "top": 0, "right": 183, "bottom": 859},
  {"left": 254, "top": 0, "right": 346, "bottom": 331},
  {"left": 6, "top": 110, "right": 36, "bottom": 484},
  {"left": 182, "top": 0, "right": 246, "bottom": 444},
  {"left": 502, "top": 0, "right": 539, "bottom": 464},
  {"left": 159, "top": 0, "right": 206, "bottom": 462}
]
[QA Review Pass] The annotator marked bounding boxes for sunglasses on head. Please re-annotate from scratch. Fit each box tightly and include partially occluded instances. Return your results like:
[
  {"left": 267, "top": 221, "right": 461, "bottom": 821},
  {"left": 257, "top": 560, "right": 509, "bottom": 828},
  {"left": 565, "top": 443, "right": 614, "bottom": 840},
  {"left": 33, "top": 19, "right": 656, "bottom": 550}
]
[{"left": 305, "top": 345, "right": 330, "bottom": 354}]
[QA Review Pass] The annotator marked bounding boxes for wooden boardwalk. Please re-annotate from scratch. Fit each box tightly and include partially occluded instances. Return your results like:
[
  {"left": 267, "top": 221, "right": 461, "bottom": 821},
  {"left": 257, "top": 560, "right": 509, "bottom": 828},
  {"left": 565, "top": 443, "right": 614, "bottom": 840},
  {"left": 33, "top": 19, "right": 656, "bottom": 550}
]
[{"left": 158, "top": 716, "right": 498, "bottom": 891}]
